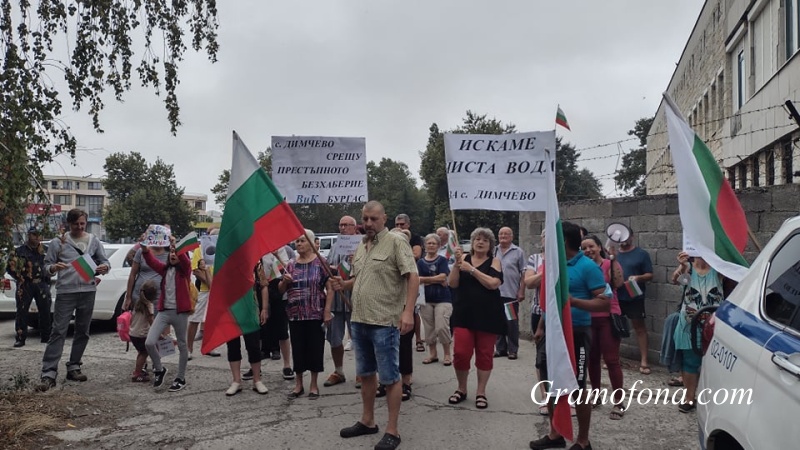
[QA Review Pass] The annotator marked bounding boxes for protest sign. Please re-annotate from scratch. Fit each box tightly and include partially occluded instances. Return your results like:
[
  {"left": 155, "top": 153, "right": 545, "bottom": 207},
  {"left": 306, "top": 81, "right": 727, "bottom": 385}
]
[
  {"left": 444, "top": 131, "right": 555, "bottom": 211},
  {"left": 331, "top": 234, "right": 361, "bottom": 257},
  {"left": 143, "top": 224, "right": 171, "bottom": 247},
  {"left": 272, "top": 136, "right": 368, "bottom": 204},
  {"left": 200, "top": 234, "right": 218, "bottom": 268},
  {"left": 682, "top": 234, "right": 701, "bottom": 257}
]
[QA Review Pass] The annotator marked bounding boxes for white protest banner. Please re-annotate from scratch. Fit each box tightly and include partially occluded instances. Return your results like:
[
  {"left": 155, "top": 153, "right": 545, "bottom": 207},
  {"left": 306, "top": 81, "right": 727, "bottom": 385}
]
[
  {"left": 272, "top": 136, "right": 368, "bottom": 204},
  {"left": 444, "top": 131, "right": 555, "bottom": 211},
  {"left": 332, "top": 234, "right": 361, "bottom": 257}
]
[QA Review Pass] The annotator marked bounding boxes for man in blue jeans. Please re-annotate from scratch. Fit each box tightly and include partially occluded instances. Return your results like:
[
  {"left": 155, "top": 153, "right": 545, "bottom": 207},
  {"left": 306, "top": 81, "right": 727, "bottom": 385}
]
[
  {"left": 332, "top": 201, "right": 418, "bottom": 450},
  {"left": 37, "top": 209, "right": 109, "bottom": 392}
]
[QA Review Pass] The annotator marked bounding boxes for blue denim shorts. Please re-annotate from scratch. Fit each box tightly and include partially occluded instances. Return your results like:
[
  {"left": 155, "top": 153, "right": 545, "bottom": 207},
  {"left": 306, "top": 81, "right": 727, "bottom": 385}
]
[
  {"left": 350, "top": 322, "right": 400, "bottom": 385},
  {"left": 326, "top": 311, "right": 351, "bottom": 348}
]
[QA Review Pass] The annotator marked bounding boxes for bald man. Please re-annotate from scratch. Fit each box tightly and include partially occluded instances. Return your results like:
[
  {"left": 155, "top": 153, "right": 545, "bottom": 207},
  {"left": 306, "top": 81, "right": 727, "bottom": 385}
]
[
  {"left": 494, "top": 227, "right": 526, "bottom": 360},
  {"left": 334, "top": 201, "right": 419, "bottom": 450}
]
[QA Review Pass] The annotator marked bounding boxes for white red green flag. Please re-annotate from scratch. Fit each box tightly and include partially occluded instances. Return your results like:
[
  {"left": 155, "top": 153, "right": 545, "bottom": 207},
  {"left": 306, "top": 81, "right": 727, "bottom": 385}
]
[
  {"left": 202, "top": 131, "right": 306, "bottom": 355},
  {"left": 543, "top": 149, "right": 577, "bottom": 441},
  {"left": 338, "top": 260, "right": 352, "bottom": 280},
  {"left": 175, "top": 232, "right": 200, "bottom": 255},
  {"left": 663, "top": 94, "right": 750, "bottom": 281},
  {"left": 265, "top": 256, "right": 284, "bottom": 281},
  {"left": 71, "top": 254, "right": 97, "bottom": 282},
  {"left": 555, "top": 106, "right": 570, "bottom": 131},
  {"left": 445, "top": 229, "right": 458, "bottom": 260}
]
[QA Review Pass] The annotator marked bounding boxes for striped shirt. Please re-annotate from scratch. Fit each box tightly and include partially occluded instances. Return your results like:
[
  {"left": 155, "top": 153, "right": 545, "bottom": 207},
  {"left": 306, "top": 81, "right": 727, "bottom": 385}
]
[
  {"left": 526, "top": 253, "right": 544, "bottom": 316},
  {"left": 285, "top": 258, "right": 329, "bottom": 321},
  {"left": 351, "top": 228, "right": 418, "bottom": 327}
]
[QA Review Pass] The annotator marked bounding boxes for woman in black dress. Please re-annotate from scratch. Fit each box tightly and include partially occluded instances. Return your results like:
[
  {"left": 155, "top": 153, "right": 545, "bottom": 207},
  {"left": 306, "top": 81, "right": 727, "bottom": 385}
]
[{"left": 447, "top": 227, "right": 506, "bottom": 409}]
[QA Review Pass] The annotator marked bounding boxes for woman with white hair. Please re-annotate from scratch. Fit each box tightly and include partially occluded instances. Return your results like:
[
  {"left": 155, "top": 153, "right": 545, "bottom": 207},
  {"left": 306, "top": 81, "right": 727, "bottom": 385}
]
[{"left": 279, "top": 230, "right": 334, "bottom": 399}]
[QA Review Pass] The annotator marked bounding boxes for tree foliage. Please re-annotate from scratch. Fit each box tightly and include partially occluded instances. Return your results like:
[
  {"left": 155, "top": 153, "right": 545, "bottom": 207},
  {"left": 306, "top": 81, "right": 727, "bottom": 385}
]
[
  {"left": 614, "top": 116, "right": 653, "bottom": 197},
  {"left": 103, "top": 152, "right": 196, "bottom": 240},
  {"left": 555, "top": 138, "right": 603, "bottom": 201},
  {"left": 0, "top": 1, "right": 218, "bottom": 256}
]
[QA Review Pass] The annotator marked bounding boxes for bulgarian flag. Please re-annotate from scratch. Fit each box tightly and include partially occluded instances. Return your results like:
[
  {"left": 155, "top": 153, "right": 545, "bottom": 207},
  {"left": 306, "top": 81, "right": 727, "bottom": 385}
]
[
  {"left": 71, "top": 254, "right": 97, "bottom": 282},
  {"left": 555, "top": 105, "right": 570, "bottom": 131},
  {"left": 338, "top": 260, "right": 352, "bottom": 280},
  {"left": 663, "top": 94, "right": 750, "bottom": 282},
  {"left": 543, "top": 149, "right": 577, "bottom": 442},
  {"left": 201, "top": 131, "right": 305, "bottom": 354},
  {"left": 175, "top": 232, "right": 200, "bottom": 255},
  {"left": 445, "top": 229, "right": 458, "bottom": 260},
  {"left": 265, "top": 256, "right": 284, "bottom": 282}
]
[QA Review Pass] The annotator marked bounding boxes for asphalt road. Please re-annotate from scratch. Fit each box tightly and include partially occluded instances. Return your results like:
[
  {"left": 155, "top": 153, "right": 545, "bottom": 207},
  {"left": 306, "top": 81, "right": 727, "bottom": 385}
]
[{"left": 0, "top": 318, "right": 698, "bottom": 449}]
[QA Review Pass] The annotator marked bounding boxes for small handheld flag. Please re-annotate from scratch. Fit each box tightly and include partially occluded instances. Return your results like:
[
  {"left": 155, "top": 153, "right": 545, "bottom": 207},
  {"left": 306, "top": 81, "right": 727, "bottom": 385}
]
[
  {"left": 266, "top": 257, "right": 284, "bottom": 281},
  {"left": 503, "top": 302, "right": 518, "bottom": 321},
  {"left": 71, "top": 254, "right": 97, "bottom": 282},
  {"left": 445, "top": 230, "right": 458, "bottom": 260},
  {"left": 624, "top": 279, "right": 643, "bottom": 297},
  {"left": 175, "top": 232, "right": 200, "bottom": 255},
  {"left": 338, "top": 260, "right": 352, "bottom": 280}
]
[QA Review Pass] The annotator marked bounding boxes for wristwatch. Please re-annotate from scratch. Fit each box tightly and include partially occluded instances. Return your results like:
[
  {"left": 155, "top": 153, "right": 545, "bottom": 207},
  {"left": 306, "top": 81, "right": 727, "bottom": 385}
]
[{"left": 470, "top": 268, "right": 476, "bottom": 275}]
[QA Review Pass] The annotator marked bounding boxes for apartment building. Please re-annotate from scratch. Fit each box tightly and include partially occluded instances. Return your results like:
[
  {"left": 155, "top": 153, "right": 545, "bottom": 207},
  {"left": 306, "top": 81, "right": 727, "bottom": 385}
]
[{"left": 646, "top": 0, "right": 800, "bottom": 194}]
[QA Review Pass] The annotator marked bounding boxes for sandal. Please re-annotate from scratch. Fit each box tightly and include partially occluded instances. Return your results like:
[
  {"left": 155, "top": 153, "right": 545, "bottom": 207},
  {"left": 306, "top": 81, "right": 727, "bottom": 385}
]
[
  {"left": 443, "top": 357, "right": 452, "bottom": 366},
  {"left": 639, "top": 366, "right": 652, "bottom": 375},
  {"left": 422, "top": 357, "right": 439, "bottom": 364},
  {"left": 401, "top": 383, "right": 412, "bottom": 401},
  {"left": 308, "top": 391, "right": 320, "bottom": 399},
  {"left": 475, "top": 394, "right": 488, "bottom": 409},
  {"left": 448, "top": 390, "right": 467, "bottom": 404},
  {"left": 376, "top": 384, "right": 387, "bottom": 398},
  {"left": 415, "top": 341, "right": 425, "bottom": 352},
  {"left": 374, "top": 432, "right": 402, "bottom": 450},
  {"left": 287, "top": 388, "right": 304, "bottom": 399},
  {"left": 667, "top": 376, "right": 684, "bottom": 387},
  {"left": 610, "top": 405, "right": 624, "bottom": 420}
]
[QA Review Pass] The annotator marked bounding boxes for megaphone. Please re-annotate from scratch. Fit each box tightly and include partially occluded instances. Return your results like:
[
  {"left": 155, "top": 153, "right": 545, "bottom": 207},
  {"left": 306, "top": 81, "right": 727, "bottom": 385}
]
[{"left": 606, "top": 223, "right": 631, "bottom": 244}]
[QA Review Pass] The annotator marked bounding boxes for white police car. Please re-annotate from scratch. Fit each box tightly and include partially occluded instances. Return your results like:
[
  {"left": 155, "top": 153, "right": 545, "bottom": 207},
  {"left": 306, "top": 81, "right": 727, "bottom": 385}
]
[{"left": 697, "top": 215, "right": 800, "bottom": 450}]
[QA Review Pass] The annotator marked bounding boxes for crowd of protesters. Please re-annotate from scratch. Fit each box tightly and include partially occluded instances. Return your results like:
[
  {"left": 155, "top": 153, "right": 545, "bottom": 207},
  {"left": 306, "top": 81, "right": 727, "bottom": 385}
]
[{"left": 11, "top": 204, "right": 718, "bottom": 450}]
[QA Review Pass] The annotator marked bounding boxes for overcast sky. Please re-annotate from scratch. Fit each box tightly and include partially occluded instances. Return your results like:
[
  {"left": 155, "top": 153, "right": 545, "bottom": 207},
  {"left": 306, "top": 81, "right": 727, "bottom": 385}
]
[{"left": 43, "top": 0, "right": 704, "bottom": 210}]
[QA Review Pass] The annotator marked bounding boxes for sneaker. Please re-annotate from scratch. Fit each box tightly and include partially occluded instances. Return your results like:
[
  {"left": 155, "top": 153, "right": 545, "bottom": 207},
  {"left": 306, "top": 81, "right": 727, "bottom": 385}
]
[
  {"left": 242, "top": 369, "right": 254, "bottom": 381},
  {"left": 323, "top": 372, "right": 345, "bottom": 387},
  {"left": 344, "top": 339, "right": 352, "bottom": 351},
  {"left": 13, "top": 338, "right": 25, "bottom": 348},
  {"left": 529, "top": 434, "right": 567, "bottom": 449},
  {"left": 131, "top": 372, "right": 151, "bottom": 383},
  {"left": 270, "top": 350, "right": 281, "bottom": 360},
  {"left": 153, "top": 367, "right": 168, "bottom": 388},
  {"left": 188, "top": 352, "right": 193, "bottom": 361},
  {"left": 195, "top": 330, "right": 203, "bottom": 340},
  {"left": 36, "top": 376, "right": 56, "bottom": 392},
  {"left": 168, "top": 378, "right": 186, "bottom": 392},
  {"left": 678, "top": 401, "right": 696, "bottom": 413},
  {"left": 282, "top": 367, "right": 295, "bottom": 380},
  {"left": 66, "top": 369, "right": 88, "bottom": 382}
]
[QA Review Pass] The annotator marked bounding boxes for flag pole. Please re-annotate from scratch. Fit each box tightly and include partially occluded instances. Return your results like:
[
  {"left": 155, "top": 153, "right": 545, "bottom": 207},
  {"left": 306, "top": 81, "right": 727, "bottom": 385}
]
[
  {"left": 747, "top": 229, "right": 762, "bottom": 252},
  {"left": 450, "top": 210, "right": 460, "bottom": 242}
]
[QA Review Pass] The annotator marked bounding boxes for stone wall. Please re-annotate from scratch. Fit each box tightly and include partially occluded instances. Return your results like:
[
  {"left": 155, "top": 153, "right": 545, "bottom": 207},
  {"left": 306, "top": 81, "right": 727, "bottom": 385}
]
[{"left": 517, "top": 183, "right": 800, "bottom": 363}]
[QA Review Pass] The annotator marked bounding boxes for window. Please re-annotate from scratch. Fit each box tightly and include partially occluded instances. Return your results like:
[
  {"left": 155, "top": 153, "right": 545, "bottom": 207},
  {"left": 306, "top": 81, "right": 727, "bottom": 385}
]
[
  {"left": 85, "top": 196, "right": 104, "bottom": 217},
  {"left": 787, "top": 0, "right": 800, "bottom": 60},
  {"left": 62, "top": 181, "right": 72, "bottom": 190},
  {"left": 53, "top": 195, "right": 71, "bottom": 205},
  {"left": 736, "top": 50, "right": 746, "bottom": 109},
  {"left": 752, "top": 157, "right": 761, "bottom": 187},
  {"left": 75, "top": 181, "right": 80, "bottom": 190},
  {"left": 728, "top": 167, "right": 737, "bottom": 188},
  {"left": 767, "top": 149, "right": 776, "bottom": 185},
  {"left": 763, "top": 232, "right": 800, "bottom": 330},
  {"left": 784, "top": 140, "right": 794, "bottom": 184},
  {"left": 88, "top": 181, "right": 102, "bottom": 190},
  {"left": 739, "top": 164, "right": 748, "bottom": 189},
  {"left": 50, "top": 180, "right": 58, "bottom": 189},
  {"left": 753, "top": 1, "right": 777, "bottom": 90},
  {"left": 76, "top": 195, "right": 86, "bottom": 206}
]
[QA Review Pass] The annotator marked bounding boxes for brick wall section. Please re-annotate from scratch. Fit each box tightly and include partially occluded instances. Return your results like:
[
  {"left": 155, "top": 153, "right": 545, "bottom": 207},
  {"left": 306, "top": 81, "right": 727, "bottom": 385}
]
[{"left": 518, "top": 184, "right": 800, "bottom": 363}]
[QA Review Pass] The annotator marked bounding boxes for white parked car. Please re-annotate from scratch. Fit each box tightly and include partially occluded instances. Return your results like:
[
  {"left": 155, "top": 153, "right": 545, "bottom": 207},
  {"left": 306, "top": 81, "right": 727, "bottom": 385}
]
[
  {"left": 1, "top": 243, "right": 134, "bottom": 325},
  {"left": 696, "top": 215, "right": 800, "bottom": 450}
]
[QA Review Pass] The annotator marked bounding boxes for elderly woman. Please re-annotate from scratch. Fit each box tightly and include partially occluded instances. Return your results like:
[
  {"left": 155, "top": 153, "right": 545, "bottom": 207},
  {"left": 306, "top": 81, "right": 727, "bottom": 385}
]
[
  {"left": 279, "top": 230, "right": 334, "bottom": 399},
  {"left": 447, "top": 227, "right": 505, "bottom": 409},
  {"left": 671, "top": 251, "right": 723, "bottom": 413},
  {"left": 418, "top": 234, "right": 452, "bottom": 365},
  {"left": 123, "top": 231, "right": 169, "bottom": 311}
]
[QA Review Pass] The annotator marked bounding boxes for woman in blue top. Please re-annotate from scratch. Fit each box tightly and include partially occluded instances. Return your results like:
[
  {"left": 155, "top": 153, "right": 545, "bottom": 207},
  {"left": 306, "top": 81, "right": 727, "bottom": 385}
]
[
  {"left": 417, "top": 234, "right": 452, "bottom": 366},
  {"left": 671, "top": 251, "right": 723, "bottom": 413}
]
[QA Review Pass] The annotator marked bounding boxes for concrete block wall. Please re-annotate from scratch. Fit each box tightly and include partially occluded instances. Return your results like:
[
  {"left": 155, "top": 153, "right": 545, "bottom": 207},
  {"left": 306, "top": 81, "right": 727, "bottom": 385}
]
[{"left": 518, "top": 183, "right": 800, "bottom": 364}]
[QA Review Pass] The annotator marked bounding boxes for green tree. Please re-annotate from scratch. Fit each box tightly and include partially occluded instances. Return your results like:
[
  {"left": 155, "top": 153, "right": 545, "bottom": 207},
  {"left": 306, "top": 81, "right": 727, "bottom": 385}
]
[
  {"left": 555, "top": 138, "right": 603, "bottom": 201},
  {"left": 211, "top": 148, "right": 273, "bottom": 208},
  {"left": 1, "top": 1, "right": 218, "bottom": 255},
  {"left": 614, "top": 116, "right": 654, "bottom": 197},
  {"left": 367, "top": 158, "right": 433, "bottom": 235},
  {"left": 103, "top": 152, "right": 196, "bottom": 240}
]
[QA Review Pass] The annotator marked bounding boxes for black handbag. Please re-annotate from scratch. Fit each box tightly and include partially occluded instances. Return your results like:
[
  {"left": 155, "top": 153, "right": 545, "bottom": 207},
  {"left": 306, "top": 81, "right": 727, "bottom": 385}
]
[{"left": 610, "top": 313, "right": 630, "bottom": 339}]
